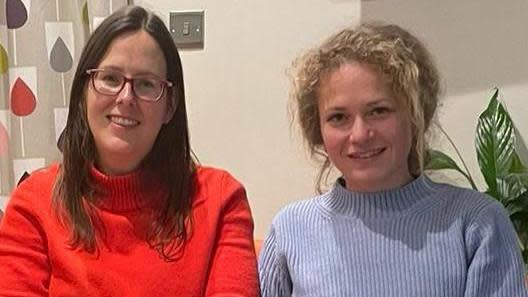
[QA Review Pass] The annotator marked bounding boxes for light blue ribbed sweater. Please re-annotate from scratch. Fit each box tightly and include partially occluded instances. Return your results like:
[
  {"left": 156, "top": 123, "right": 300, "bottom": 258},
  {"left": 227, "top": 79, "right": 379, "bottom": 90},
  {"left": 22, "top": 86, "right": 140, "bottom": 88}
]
[{"left": 259, "top": 176, "right": 528, "bottom": 297}]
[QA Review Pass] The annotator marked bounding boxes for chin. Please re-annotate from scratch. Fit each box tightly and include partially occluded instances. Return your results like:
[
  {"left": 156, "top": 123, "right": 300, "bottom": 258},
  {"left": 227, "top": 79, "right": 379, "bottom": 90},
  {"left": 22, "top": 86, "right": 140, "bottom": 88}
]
[
  {"left": 97, "top": 139, "right": 142, "bottom": 160},
  {"left": 104, "top": 141, "right": 136, "bottom": 155}
]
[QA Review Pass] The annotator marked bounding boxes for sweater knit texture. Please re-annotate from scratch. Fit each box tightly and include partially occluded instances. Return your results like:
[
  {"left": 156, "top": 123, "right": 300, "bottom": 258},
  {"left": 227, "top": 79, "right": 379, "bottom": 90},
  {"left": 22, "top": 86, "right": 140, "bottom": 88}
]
[
  {"left": 0, "top": 164, "right": 259, "bottom": 297},
  {"left": 259, "top": 175, "right": 528, "bottom": 297}
]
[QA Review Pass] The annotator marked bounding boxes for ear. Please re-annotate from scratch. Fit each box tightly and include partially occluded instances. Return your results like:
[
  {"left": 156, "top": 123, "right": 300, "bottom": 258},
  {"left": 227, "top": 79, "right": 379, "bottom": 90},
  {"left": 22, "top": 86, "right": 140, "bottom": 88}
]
[{"left": 163, "top": 94, "right": 178, "bottom": 124}]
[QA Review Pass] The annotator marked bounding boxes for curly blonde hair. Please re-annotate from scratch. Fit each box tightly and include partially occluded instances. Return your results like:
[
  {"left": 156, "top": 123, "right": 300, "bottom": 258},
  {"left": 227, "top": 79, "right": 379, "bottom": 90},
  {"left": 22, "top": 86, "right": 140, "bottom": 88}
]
[{"left": 290, "top": 22, "right": 440, "bottom": 192}]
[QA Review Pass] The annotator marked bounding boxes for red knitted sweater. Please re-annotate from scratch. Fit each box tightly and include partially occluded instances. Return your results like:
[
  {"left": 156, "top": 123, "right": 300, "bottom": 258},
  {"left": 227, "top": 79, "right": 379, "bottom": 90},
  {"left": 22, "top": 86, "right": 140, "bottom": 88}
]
[{"left": 0, "top": 164, "right": 259, "bottom": 296}]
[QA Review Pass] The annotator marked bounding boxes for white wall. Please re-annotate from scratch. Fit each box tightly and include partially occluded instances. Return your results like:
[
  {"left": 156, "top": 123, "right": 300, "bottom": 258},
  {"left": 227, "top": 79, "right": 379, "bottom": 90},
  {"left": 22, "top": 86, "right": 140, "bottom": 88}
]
[
  {"left": 362, "top": 0, "right": 528, "bottom": 190},
  {"left": 134, "top": 0, "right": 362, "bottom": 237}
]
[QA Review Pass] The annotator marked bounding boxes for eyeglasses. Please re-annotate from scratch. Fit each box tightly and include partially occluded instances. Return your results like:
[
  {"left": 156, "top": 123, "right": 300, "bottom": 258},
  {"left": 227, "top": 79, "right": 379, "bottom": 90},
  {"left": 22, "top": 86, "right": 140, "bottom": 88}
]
[{"left": 86, "top": 69, "right": 173, "bottom": 102}]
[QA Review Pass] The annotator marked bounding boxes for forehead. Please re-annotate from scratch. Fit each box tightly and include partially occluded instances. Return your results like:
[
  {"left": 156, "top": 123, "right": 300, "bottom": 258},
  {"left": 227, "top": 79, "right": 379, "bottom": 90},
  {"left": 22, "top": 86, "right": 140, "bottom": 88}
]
[
  {"left": 98, "top": 30, "right": 167, "bottom": 77},
  {"left": 317, "top": 62, "right": 393, "bottom": 106}
]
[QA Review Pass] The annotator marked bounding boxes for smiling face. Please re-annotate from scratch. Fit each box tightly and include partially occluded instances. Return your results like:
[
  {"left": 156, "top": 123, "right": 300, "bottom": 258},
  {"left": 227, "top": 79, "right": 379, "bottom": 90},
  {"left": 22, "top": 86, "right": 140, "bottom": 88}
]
[
  {"left": 318, "top": 62, "right": 413, "bottom": 192},
  {"left": 86, "top": 30, "right": 174, "bottom": 175}
]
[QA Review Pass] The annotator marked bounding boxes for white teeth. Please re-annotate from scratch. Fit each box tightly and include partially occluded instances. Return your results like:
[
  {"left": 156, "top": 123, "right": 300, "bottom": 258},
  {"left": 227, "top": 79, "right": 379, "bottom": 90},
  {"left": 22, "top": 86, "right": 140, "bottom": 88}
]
[
  {"left": 350, "top": 148, "right": 384, "bottom": 159},
  {"left": 109, "top": 116, "right": 139, "bottom": 127}
]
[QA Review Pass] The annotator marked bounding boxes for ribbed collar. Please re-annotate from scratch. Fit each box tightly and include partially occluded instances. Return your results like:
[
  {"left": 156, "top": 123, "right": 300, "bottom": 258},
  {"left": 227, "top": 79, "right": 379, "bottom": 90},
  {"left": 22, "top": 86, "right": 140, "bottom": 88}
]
[
  {"left": 318, "top": 175, "right": 440, "bottom": 219},
  {"left": 90, "top": 166, "right": 166, "bottom": 213}
]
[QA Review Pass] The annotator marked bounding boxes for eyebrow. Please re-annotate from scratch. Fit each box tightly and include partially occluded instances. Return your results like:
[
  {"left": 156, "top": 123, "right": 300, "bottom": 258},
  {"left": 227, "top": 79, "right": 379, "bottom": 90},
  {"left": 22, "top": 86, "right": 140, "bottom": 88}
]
[
  {"left": 323, "top": 106, "right": 346, "bottom": 112},
  {"left": 323, "top": 98, "right": 392, "bottom": 111},
  {"left": 98, "top": 65, "right": 163, "bottom": 78},
  {"left": 365, "top": 98, "right": 392, "bottom": 106}
]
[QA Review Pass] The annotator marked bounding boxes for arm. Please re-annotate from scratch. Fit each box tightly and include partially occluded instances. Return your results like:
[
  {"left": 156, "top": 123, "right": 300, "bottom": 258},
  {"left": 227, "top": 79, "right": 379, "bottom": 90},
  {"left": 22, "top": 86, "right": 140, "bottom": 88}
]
[
  {"left": 204, "top": 173, "right": 259, "bottom": 297},
  {"left": 258, "top": 225, "right": 292, "bottom": 297},
  {"left": 0, "top": 188, "right": 50, "bottom": 296},
  {"left": 464, "top": 201, "right": 528, "bottom": 297}
]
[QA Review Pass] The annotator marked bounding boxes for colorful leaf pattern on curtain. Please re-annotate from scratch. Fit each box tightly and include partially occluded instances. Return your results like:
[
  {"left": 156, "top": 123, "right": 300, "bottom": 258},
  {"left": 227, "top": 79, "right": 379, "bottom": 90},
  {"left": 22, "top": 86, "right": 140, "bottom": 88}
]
[
  {"left": 10, "top": 76, "right": 35, "bottom": 116},
  {"left": 6, "top": 0, "right": 28, "bottom": 29},
  {"left": 0, "top": 0, "right": 129, "bottom": 212},
  {"left": 0, "top": 45, "right": 7, "bottom": 73},
  {"left": 50, "top": 37, "right": 73, "bottom": 72},
  {"left": 45, "top": 21, "right": 75, "bottom": 105}
]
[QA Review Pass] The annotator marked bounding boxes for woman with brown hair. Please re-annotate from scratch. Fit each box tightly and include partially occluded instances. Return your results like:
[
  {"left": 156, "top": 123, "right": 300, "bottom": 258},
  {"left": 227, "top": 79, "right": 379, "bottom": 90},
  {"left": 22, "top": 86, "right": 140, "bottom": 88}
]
[
  {"left": 0, "top": 5, "right": 259, "bottom": 296},
  {"left": 259, "top": 22, "right": 527, "bottom": 296}
]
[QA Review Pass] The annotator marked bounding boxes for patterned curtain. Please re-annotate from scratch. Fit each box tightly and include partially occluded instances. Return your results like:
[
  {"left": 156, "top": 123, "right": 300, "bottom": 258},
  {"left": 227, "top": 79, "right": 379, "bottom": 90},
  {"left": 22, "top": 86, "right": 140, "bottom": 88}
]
[{"left": 0, "top": 0, "right": 129, "bottom": 213}]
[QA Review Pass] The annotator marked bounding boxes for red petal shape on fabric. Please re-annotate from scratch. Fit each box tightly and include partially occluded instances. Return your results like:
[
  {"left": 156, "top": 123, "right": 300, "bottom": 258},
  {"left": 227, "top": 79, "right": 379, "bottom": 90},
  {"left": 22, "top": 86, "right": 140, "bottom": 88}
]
[{"left": 10, "top": 78, "right": 37, "bottom": 116}]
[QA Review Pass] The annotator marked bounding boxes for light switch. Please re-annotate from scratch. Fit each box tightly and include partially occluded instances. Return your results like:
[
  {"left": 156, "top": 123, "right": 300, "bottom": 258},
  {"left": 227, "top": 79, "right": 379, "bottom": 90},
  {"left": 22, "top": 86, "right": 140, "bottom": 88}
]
[
  {"left": 169, "top": 11, "right": 204, "bottom": 49},
  {"left": 182, "top": 22, "right": 190, "bottom": 36}
]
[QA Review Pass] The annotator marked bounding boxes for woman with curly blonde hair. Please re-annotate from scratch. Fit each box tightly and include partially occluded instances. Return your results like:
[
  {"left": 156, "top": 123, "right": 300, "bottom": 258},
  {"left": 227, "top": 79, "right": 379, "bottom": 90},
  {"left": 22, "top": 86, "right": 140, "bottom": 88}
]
[{"left": 258, "top": 22, "right": 527, "bottom": 297}]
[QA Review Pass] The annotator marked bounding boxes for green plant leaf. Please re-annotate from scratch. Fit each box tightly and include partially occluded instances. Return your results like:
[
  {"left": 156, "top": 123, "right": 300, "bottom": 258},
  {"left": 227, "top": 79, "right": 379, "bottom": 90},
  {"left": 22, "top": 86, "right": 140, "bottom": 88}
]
[
  {"left": 509, "top": 151, "right": 528, "bottom": 175},
  {"left": 425, "top": 149, "right": 476, "bottom": 189},
  {"left": 509, "top": 190, "right": 528, "bottom": 215},
  {"left": 498, "top": 152, "right": 528, "bottom": 201},
  {"left": 425, "top": 149, "right": 461, "bottom": 171},
  {"left": 475, "top": 89, "right": 516, "bottom": 200},
  {"left": 499, "top": 174, "right": 528, "bottom": 202}
]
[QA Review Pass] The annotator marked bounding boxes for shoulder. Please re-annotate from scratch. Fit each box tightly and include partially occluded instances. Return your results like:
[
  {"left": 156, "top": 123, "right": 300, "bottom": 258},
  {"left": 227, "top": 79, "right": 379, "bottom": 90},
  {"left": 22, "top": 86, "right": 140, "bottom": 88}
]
[
  {"left": 4, "top": 163, "right": 60, "bottom": 218},
  {"left": 271, "top": 194, "right": 325, "bottom": 230},
  {"left": 453, "top": 191, "right": 520, "bottom": 264},
  {"left": 424, "top": 179, "right": 515, "bottom": 239},
  {"left": 195, "top": 165, "right": 241, "bottom": 186},
  {"left": 263, "top": 194, "right": 328, "bottom": 258},
  {"left": 425, "top": 178, "right": 499, "bottom": 218},
  {"left": 192, "top": 165, "right": 246, "bottom": 206},
  {"left": 194, "top": 165, "right": 243, "bottom": 193},
  {"left": 13, "top": 163, "right": 60, "bottom": 199}
]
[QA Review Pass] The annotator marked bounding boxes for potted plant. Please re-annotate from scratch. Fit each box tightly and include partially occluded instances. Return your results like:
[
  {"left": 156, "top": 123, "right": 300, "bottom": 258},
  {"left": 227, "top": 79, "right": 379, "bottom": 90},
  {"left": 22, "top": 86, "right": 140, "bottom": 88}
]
[{"left": 425, "top": 89, "right": 528, "bottom": 271}]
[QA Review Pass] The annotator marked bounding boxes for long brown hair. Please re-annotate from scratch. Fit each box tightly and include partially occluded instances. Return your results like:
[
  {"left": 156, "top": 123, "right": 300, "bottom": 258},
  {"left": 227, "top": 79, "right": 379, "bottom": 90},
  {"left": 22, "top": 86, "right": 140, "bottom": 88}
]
[{"left": 54, "top": 5, "right": 196, "bottom": 260}]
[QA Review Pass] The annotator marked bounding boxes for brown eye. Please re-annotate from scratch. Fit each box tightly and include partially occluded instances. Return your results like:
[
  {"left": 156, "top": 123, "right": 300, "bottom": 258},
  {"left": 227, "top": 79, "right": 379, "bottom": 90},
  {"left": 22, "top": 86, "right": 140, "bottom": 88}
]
[
  {"left": 368, "top": 107, "right": 392, "bottom": 117},
  {"left": 97, "top": 72, "right": 122, "bottom": 87},
  {"left": 135, "top": 78, "right": 156, "bottom": 90},
  {"left": 328, "top": 113, "right": 346, "bottom": 124}
]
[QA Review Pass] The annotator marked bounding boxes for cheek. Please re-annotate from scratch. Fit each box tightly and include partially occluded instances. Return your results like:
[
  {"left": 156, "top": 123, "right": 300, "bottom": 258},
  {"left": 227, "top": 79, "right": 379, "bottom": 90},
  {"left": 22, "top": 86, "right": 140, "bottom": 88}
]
[
  {"left": 85, "top": 94, "right": 107, "bottom": 124},
  {"left": 392, "top": 120, "right": 413, "bottom": 154},
  {"left": 85, "top": 95, "right": 98, "bottom": 128},
  {"left": 320, "top": 126, "right": 342, "bottom": 153},
  {"left": 143, "top": 101, "right": 171, "bottom": 127}
]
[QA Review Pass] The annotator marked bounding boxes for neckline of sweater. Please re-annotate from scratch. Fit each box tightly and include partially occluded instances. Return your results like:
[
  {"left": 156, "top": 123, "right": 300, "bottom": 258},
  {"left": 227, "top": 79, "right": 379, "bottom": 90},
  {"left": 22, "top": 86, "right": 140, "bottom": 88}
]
[
  {"left": 90, "top": 165, "right": 166, "bottom": 213},
  {"left": 318, "top": 175, "right": 441, "bottom": 218}
]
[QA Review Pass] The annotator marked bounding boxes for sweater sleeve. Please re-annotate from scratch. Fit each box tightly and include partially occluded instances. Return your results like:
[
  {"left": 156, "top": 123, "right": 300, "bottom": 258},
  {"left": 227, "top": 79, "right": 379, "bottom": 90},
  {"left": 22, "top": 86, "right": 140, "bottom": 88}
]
[
  {"left": 204, "top": 173, "right": 260, "bottom": 297},
  {"left": 0, "top": 184, "right": 50, "bottom": 296},
  {"left": 464, "top": 200, "right": 528, "bottom": 297},
  {"left": 259, "top": 224, "right": 293, "bottom": 297}
]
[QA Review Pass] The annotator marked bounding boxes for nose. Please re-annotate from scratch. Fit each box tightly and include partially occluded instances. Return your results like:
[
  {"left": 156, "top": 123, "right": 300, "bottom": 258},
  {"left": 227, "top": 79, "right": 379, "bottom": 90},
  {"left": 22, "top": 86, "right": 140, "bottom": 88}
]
[
  {"left": 115, "top": 81, "right": 136, "bottom": 105},
  {"left": 348, "top": 117, "right": 372, "bottom": 143}
]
